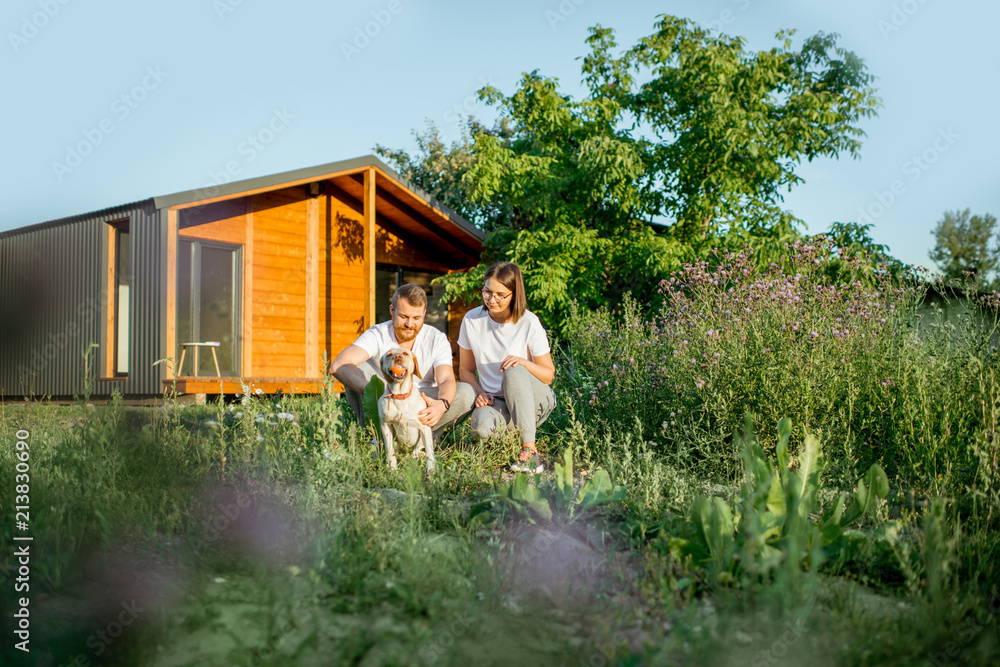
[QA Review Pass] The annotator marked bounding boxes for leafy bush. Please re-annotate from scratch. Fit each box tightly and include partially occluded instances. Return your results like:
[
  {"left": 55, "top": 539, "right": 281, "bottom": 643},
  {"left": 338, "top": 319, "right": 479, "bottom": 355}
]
[
  {"left": 473, "top": 448, "right": 626, "bottom": 525},
  {"left": 563, "top": 240, "right": 1000, "bottom": 491},
  {"left": 671, "top": 418, "right": 890, "bottom": 585}
]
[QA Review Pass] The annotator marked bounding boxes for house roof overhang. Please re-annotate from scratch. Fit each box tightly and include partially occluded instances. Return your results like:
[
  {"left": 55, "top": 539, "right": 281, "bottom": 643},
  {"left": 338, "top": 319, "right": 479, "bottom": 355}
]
[{"left": 153, "top": 155, "right": 484, "bottom": 265}]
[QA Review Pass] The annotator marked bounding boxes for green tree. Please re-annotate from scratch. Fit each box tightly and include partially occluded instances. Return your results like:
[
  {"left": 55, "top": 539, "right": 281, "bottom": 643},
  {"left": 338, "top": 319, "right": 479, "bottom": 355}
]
[
  {"left": 375, "top": 117, "right": 509, "bottom": 227},
  {"left": 580, "top": 18, "right": 881, "bottom": 241},
  {"left": 377, "top": 15, "right": 881, "bottom": 331},
  {"left": 929, "top": 209, "right": 1000, "bottom": 289}
]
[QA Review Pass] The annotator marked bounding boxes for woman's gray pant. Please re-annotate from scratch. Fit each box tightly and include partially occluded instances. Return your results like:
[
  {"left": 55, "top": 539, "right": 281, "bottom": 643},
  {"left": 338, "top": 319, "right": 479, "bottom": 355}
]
[
  {"left": 469, "top": 365, "right": 557, "bottom": 444},
  {"left": 343, "top": 359, "right": 475, "bottom": 441}
]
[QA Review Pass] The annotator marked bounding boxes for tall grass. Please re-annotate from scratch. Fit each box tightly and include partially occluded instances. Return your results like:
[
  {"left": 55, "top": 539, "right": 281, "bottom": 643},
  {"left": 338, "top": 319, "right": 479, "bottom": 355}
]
[{"left": 563, "top": 241, "right": 1000, "bottom": 496}]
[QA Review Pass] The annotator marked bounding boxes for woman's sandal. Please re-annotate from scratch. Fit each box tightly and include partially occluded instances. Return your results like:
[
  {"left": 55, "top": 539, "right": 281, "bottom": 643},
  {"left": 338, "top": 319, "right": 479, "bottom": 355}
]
[{"left": 509, "top": 446, "right": 544, "bottom": 474}]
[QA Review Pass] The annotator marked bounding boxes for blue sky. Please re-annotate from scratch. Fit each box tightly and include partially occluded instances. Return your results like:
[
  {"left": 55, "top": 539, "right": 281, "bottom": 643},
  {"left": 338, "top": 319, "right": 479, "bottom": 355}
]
[{"left": 2, "top": 0, "right": 997, "bottom": 269}]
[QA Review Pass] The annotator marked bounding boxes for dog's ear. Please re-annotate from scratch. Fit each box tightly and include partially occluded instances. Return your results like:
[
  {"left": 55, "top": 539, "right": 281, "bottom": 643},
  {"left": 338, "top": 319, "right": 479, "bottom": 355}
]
[{"left": 412, "top": 355, "right": 422, "bottom": 380}]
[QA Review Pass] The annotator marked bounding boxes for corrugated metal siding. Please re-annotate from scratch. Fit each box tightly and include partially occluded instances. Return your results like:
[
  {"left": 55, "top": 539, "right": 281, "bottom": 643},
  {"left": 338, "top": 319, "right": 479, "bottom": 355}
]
[{"left": 0, "top": 200, "right": 164, "bottom": 398}]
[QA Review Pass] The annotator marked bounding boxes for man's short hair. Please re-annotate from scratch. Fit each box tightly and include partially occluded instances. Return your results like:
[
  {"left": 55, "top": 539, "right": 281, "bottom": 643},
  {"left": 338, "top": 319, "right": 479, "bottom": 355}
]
[{"left": 391, "top": 283, "right": 428, "bottom": 310}]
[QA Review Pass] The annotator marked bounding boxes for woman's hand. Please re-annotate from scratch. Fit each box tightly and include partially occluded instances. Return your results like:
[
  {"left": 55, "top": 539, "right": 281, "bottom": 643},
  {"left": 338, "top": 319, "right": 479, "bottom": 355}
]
[
  {"left": 500, "top": 355, "right": 529, "bottom": 372},
  {"left": 474, "top": 392, "right": 495, "bottom": 408}
]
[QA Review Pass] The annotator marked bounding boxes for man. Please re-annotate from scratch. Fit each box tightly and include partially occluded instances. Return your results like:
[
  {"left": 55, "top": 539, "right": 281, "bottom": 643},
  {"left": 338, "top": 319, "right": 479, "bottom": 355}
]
[{"left": 329, "top": 283, "right": 474, "bottom": 438}]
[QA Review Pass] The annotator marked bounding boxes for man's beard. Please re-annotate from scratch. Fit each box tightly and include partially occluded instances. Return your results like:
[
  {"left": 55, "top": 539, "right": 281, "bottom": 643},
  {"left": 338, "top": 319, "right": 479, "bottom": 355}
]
[{"left": 394, "top": 324, "right": 419, "bottom": 342}]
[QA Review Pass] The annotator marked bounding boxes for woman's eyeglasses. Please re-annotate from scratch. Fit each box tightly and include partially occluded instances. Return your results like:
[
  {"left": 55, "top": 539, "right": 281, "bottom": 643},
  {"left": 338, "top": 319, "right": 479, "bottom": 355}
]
[{"left": 481, "top": 288, "right": 512, "bottom": 303}]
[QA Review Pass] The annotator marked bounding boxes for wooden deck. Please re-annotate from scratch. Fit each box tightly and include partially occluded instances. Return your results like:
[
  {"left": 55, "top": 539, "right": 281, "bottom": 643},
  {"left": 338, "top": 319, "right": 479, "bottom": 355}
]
[{"left": 163, "top": 377, "right": 343, "bottom": 395}]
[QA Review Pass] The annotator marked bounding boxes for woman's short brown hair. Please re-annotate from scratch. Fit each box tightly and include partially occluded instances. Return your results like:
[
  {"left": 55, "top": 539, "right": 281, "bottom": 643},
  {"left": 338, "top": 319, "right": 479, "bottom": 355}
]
[{"left": 483, "top": 261, "right": 527, "bottom": 324}]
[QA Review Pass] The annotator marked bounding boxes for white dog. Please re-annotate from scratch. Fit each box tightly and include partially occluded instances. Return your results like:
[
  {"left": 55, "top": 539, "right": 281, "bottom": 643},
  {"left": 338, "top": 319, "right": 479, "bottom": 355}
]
[{"left": 377, "top": 347, "right": 435, "bottom": 471}]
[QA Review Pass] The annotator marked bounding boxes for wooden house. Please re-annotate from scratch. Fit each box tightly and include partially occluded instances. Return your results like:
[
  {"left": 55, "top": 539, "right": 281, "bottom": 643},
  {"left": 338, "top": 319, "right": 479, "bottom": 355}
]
[{"left": 0, "top": 156, "right": 484, "bottom": 401}]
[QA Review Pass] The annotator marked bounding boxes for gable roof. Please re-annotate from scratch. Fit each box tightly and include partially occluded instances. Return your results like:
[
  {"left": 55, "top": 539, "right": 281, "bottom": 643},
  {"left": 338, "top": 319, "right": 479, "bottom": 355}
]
[
  {"left": 1, "top": 156, "right": 484, "bottom": 260},
  {"left": 155, "top": 154, "right": 484, "bottom": 261}
]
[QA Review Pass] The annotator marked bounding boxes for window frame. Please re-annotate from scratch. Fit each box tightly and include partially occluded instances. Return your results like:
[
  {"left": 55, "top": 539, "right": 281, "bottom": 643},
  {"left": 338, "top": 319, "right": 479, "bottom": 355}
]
[{"left": 103, "top": 219, "right": 131, "bottom": 379}]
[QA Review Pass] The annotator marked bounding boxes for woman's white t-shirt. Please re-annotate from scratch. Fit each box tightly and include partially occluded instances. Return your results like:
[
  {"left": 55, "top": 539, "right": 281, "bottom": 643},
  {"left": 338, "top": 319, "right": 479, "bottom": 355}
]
[{"left": 457, "top": 307, "right": 551, "bottom": 395}]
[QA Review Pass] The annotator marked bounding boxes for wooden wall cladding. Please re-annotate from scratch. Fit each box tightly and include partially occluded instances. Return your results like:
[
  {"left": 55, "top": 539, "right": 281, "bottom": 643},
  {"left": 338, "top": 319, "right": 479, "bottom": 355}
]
[
  {"left": 178, "top": 198, "right": 247, "bottom": 245},
  {"left": 171, "top": 183, "right": 475, "bottom": 384}
]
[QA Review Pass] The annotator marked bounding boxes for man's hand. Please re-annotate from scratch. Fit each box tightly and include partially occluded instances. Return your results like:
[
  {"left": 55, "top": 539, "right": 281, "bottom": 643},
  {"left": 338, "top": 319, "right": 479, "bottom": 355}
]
[
  {"left": 474, "top": 392, "right": 495, "bottom": 409},
  {"left": 418, "top": 393, "right": 447, "bottom": 427}
]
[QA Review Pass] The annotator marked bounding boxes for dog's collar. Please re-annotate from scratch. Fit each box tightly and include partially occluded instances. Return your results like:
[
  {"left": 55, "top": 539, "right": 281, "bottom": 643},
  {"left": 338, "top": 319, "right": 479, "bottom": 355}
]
[{"left": 389, "top": 390, "right": 413, "bottom": 401}]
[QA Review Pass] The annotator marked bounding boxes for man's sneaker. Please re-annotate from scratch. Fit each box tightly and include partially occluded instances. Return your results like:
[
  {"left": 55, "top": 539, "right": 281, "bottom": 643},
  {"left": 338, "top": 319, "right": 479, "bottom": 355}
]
[{"left": 510, "top": 447, "right": 544, "bottom": 474}]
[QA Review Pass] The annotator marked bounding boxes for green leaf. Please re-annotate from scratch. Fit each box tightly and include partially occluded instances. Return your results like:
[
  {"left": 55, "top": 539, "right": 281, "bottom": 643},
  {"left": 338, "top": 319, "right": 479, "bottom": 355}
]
[
  {"left": 795, "top": 433, "right": 824, "bottom": 518},
  {"left": 690, "top": 495, "right": 735, "bottom": 567},
  {"left": 576, "top": 469, "right": 626, "bottom": 513},
  {"left": 776, "top": 417, "right": 792, "bottom": 473},
  {"left": 839, "top": 464, "right": 889, "bottom": 528},
  {"left": 819, "top": 495, "right": 847, "bottom": 545},
  {"left": 498, "top": 473, "right": 553, "bottom": 523},
  {"left": 555, "top": 448, "right": 575, "bottom": 512},
  {"left": 765, "top": 473, "right": 787, "bottom": 519}
]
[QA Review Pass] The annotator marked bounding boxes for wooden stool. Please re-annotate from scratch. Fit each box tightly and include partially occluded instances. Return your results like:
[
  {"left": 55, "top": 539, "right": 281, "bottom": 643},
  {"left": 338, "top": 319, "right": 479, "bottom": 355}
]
[{"left": 178, "top": 342, "right": 222, "bottom": 377}]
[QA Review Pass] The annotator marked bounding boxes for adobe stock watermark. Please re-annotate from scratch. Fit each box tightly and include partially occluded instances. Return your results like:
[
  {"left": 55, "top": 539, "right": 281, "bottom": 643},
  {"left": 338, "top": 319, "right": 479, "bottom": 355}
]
[
  {"left": 190, "top": 487, "right": 253, "bottom": 549},
  {"left": 61, "top": 600, "right": 146, "bottom": 666},
  {"left": 340, "top": 0, "right": 409, "bottom": 63},
  {"left": 441, "top": 76, "right": 498, "bottom": 130},
  {"left": 579, "top": 630, "right": 630, "bottom": 667},
  {"left": 705, "top": 0, "right": 751, "bottom": 34},
  {"left": 213, "top": 0, "right": 248, "bottom": 20},
  {"left": 187, "top": 107, "right": 295, "bottom": 205},
  {"left": 545, "top": 0, "right": 591, "bottom": 31},
  {"left": 410, "top": 610, "right": 474, "bottom": 666},
  {"left": 925, "top": 589, "right": 1000, "bottom": 667},
  {"left": 51, "top": 66, "right": 169, "bottom": 182},
  {"left": 749, "top": 590, "right": 817, "bottom": 667},
  {"left": 16, "top": 292, "right": 115, "bottom": 381},
  {"left": 878, "top": 0, "right": 930, "bottom": 40},
  {"left": 854, "top": 126, "right": 959, "bottom": 227},
  {"left": 7, "top": 0, "right": 73, "bottom": 54}
]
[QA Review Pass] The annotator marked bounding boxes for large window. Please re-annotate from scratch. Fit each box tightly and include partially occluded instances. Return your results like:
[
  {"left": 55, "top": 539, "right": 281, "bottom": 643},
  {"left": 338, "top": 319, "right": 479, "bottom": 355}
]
[
  {"left": 375, "top": 266, "right": 448, "bottom": 335},
  {"left": 177, "top": 239, "right": 242, "bottom": 376}
]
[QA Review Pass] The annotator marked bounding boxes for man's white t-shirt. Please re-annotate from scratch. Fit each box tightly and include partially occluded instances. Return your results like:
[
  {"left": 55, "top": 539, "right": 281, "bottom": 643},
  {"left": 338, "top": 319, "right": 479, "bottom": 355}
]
[
  {"left": 457, "top": 307, "right": 551, "bottom": 396},
  {"left": 352, "top": 321, "right": 452, "bottom": 392}
]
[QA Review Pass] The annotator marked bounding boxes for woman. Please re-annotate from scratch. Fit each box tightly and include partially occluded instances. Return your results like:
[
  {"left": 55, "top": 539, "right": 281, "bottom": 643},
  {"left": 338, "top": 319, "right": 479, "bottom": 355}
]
[{"left": 458, "top": 261, "right": 556, "bottom": 473}]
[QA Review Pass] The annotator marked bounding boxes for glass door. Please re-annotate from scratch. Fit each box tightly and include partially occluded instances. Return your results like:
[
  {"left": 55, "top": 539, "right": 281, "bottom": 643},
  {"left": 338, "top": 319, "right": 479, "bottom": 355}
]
[
  {"left": 375, "top": 265, "right": 447, "bottom": 335},
  {"left": 177, "top": 239, "right": 241, "bottom": 376}
]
